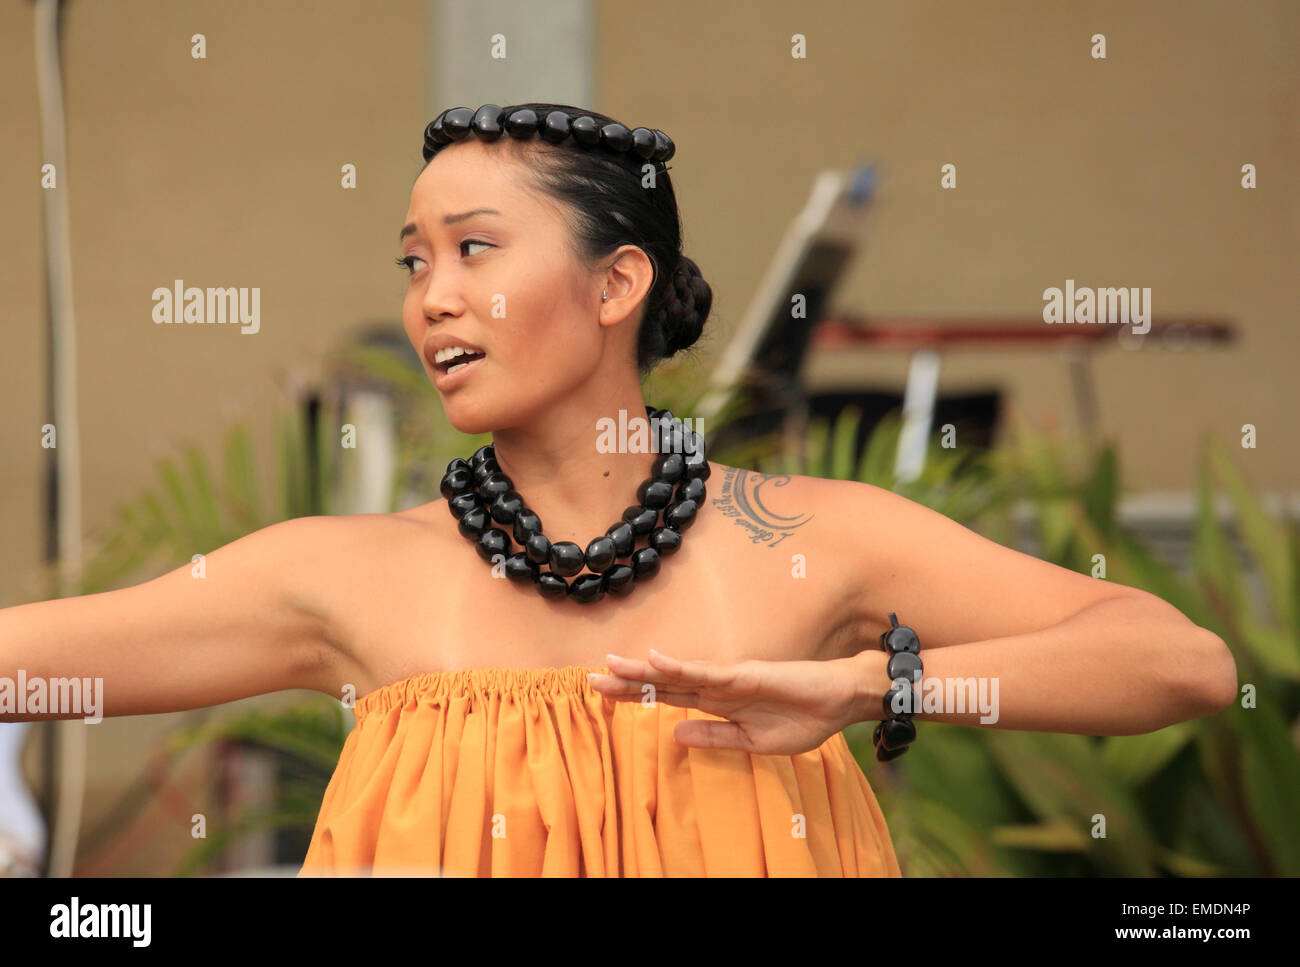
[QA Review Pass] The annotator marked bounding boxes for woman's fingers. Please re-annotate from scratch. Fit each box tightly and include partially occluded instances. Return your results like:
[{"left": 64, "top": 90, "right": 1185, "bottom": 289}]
[
  {"left": 591, "top": 683, "right": 702, "bottom": 710},
  {"left": 672, "top": 718, "right": 753, "bottom": 752},
  {"left": 645, "top": 649, "right": 732, "bottom": 685},
  {"left": 587, "top": 672, "right": 699, "bottom": 703},
  {"left": 602, "top": 651, "right": 680, "bottom": 687},
  {"left": 592, "top": 651, "right": 750, "bottom": 717},
  {"left": 605, "top": 650, "right": 740, "bottom": 690}
]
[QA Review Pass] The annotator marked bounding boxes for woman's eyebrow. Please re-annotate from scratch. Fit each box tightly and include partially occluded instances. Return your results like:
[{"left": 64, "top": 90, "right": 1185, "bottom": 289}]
[{"left": 398, "top": 208, "right": 503, "bottom": 240}]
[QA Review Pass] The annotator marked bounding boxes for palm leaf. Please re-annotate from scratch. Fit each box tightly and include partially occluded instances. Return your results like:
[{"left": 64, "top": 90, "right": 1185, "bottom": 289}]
[
  {"left": 1208, "top": 436, "right": 1296, "bottom": 633},
  {"left": 1099, "top": 724, "right": 1195, "bottom": 784}
]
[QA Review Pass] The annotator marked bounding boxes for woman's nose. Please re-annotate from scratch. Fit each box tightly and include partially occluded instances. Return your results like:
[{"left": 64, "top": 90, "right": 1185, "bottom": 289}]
[{"left": 420, "top": 268, "right": 468, "bottom": 321}]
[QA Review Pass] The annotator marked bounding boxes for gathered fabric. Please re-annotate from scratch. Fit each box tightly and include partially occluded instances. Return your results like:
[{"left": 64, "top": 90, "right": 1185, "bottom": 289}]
[{"left": 298, "top": 664, "right": 901, "bottom": 877}]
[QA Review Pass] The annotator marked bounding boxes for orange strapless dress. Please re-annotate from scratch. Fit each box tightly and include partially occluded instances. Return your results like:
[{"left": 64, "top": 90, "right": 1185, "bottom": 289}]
[{"left": 298, "top": 664, "right": 902, "bottom": 877}]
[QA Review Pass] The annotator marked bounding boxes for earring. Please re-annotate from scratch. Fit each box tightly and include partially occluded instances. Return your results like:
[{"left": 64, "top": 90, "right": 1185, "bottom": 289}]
[{"left": 602, "top": 289, "right": 608, "bottom": 303}]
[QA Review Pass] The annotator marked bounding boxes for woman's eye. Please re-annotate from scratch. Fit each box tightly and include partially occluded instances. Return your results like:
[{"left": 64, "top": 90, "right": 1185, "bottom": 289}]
[{"left": 394, "top": 241, "right": 493, "bottom": 276}]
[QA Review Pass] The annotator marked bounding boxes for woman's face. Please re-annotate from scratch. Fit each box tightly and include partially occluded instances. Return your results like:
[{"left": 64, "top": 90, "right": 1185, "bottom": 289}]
[{"left": 399, "top": 139, "right": 617, "bottom": 436}]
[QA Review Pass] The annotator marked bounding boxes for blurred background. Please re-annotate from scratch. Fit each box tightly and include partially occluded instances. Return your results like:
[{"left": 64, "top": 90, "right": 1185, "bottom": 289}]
[{"left": 0, "top": 0, "right": 1296, "bottom": 876}]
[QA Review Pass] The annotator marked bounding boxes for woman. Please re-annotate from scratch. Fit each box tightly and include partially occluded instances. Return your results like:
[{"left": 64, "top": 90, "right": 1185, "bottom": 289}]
[{"left": 0, "top": 103, "right": 1237, "bottom": 878}]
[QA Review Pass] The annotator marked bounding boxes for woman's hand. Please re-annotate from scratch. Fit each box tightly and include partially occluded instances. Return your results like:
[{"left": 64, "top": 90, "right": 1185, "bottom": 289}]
[{"left": 587, "top": 648, "right": 887, "bottom": 755}]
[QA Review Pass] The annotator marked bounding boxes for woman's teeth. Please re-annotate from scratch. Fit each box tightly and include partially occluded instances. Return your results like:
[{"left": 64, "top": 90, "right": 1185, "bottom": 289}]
[{"left": 433, "top": 344, "right": 485, "bottom": 373}]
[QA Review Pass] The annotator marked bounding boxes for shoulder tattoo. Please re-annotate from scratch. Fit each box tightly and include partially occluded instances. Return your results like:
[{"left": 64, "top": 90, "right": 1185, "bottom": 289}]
[{"left": 711, "top": 467, "right": 815, "bottom": 547}]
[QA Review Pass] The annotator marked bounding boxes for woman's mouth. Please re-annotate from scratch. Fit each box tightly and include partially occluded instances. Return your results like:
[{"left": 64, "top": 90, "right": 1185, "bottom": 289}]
[{"left": 431, "top": 345, "right": 487, "bottom": 387}]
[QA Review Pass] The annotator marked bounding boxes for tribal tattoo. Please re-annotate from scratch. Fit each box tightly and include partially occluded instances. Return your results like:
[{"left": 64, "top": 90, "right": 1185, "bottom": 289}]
[{"left": 711, "top": 467, "right": 814, "bottom": 547}]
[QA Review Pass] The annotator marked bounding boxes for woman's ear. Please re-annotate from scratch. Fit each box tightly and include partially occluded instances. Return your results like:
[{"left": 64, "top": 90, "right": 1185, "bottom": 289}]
[{"left": 597, "top": 246, "right": 656, "bottom": 328}]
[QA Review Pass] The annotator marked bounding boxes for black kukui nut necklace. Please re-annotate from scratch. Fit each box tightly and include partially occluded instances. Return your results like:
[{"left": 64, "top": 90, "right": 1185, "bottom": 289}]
[{"left": 440, "top": 405, "right": 709, "bottom": 604}]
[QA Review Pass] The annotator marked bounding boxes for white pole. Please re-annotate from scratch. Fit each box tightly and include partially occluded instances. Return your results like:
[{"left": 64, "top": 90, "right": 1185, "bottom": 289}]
[
  {"left": 894, "top": 350, "right": 941, "bottom": 484},
  {"left": 34, "top": 0, "right": 86, "bottom": 879}
]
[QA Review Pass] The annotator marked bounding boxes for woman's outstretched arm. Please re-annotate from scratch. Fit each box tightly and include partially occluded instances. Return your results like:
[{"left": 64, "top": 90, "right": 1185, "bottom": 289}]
[
  {"left": 844, "top": 594, "right": 1235, "bottom": 735},
  {"left": 0, "top": 516, "right": 356, "bottom": 722},
  {"left": 825, "top": 477, "right": 1237, "bottom": 735}
]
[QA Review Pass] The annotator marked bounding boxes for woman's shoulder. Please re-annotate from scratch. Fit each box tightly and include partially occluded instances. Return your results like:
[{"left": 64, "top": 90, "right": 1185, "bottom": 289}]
[
  {"left": 703, "top": 462, "right": 885, "bottom": 530},
  {"left": 705, "top": 462, "right": 874, "bottom": 495},
  {"left": 270, "top": 505, "right": 451, "bottom": 542},
  {"left": 708, "top": 467, "right": 945, "bottom": 564},
  {"left": 700, "top": 461, "right": 889, "bottom": 570},
  {"left": 390, "top": 497, "right": 462, "bottom": 542},
  {"left": 248, "top": 507, "right": 457, "bottom": 581}
]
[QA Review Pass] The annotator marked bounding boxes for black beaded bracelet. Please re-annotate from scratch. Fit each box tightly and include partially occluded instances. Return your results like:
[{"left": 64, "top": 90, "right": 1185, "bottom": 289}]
[{"left": 871, "top": 612, "right": 922, "bottom": 762}]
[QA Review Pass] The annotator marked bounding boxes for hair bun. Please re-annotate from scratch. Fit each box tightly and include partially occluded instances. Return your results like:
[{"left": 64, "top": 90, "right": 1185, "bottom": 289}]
[{"left": 657, "top": 255, "right": 712, "bottom": 358}]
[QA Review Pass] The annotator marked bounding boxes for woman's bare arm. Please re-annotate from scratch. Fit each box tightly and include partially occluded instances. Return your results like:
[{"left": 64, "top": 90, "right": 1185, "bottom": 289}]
[
  {"left": 0, "top": 515, "right": 360, "bottom": 721},
  {"left": 820, "top": 477, "right": 1237, "bottom": 734}
]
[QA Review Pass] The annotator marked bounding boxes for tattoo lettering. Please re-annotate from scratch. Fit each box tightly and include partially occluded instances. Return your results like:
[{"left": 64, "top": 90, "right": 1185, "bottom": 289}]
[{"left": 711, "top": 467, "right": 814, "bottom": 547}]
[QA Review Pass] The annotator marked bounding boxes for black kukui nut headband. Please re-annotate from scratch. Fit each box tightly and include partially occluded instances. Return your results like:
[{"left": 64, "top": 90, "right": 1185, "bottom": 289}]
[
  {"left": 872, "top": 612, "right": 922, "bottom": 762},
  {"left": 422, "top": 104, "right": 675, "bottom": 165}
]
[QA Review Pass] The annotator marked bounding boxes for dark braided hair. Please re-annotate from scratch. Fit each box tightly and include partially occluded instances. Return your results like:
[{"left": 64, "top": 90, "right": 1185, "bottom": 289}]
[{"left": 421, "top": 102, "right": 712, "bottom": 373}]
